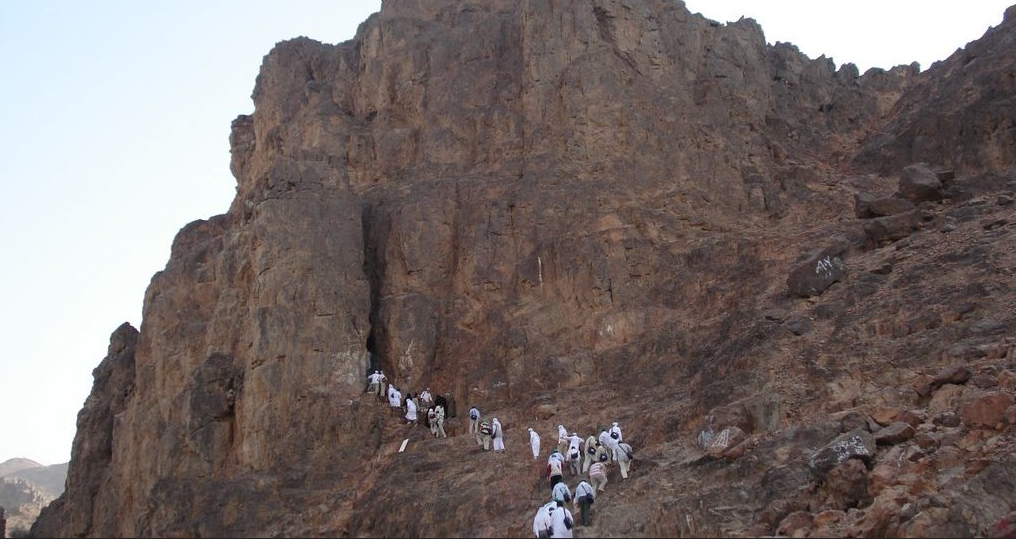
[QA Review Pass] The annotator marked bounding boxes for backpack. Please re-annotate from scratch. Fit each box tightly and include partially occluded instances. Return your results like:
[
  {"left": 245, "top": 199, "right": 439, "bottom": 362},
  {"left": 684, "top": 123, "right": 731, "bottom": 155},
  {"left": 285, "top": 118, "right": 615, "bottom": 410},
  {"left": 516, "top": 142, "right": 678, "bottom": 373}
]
[
  {"left": 587, "top": 445, "right": 596, "bottom": 455},
  {"left": 480, "top": 424, "right": 492, "bottom": 436},
  {"left": 599, "top": 452, "right": 608, "bottom": 462},
  {"left": 470, "top": 410, "right": 479, "bottom": 420}
]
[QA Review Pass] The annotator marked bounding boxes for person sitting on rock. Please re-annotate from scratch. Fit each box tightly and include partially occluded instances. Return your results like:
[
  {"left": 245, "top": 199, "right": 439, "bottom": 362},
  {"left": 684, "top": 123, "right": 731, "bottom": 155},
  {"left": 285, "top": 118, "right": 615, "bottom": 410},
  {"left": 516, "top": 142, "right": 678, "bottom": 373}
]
[{"left": 478, "top": 420, "right": 493, "bottom": 450}]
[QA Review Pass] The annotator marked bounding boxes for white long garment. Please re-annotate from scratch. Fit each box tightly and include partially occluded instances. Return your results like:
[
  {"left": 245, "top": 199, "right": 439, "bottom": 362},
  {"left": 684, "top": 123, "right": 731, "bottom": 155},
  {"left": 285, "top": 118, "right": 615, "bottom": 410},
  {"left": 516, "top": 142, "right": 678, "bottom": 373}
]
[
  {"left": 567, "top": 435, "right": 583, "bottom": 459},
  {"left": 610, "top": 423, "right": 623, "bottom": 443},
  {"left": 532, "top": 502, "right": 555, "bottom": 538},
  {"left": 549, "top": 505, "right": 575, "bottom": 538},
  {"left": 405, "top": 398, "right": 418, "bottom": 421},
  {"left": 558, "top": 425, "right": 569, "bottom": 445},
  {"left": 390, "top": 390, "right": 402, "bottom": 408},
  {"left": 529, "top": 429, "right": 541, "bottom": 459},
  {"left": 598, "top": 430, "right": 612, "bottom": 449},
  {"left": 492, "top": 419, "right": 505, "bottom": 451}
]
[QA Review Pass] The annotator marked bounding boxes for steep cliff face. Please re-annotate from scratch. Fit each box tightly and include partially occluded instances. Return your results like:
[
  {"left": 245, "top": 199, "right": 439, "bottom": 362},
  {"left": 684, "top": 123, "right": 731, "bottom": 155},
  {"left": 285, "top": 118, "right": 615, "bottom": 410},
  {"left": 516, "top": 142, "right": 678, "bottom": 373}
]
[{"left": 35, "top": 1, "right": 1016, "bottom": 537}]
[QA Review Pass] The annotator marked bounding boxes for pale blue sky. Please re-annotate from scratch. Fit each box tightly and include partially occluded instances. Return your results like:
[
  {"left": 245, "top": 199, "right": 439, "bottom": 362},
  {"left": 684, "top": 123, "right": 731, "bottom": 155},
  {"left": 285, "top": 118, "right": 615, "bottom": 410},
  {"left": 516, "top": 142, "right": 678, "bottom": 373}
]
[{"left": 0, "top": 1, "right": 1010, "bottom": 465}]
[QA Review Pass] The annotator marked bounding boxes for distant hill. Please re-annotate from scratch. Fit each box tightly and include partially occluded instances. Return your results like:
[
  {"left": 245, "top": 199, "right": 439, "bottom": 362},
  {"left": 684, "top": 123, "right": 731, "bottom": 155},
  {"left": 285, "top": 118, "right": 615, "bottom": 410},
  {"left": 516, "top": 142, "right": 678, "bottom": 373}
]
[
  {"left": 0, "top": 459, "right": 67, "bottom": 536},
  {"left": 0, "top": 459, "right": 41, "bottom": 479},
  {"left": 2, "top": 463, "right": 67, "bottom": 499}
]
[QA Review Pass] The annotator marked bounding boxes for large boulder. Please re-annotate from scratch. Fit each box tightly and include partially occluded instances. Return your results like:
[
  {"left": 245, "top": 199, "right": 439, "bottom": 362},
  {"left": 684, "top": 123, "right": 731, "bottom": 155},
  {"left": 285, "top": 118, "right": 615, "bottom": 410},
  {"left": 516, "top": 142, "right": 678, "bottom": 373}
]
[
  {"left": 863, "top": 211, "right": 921, "bottom": 246},
  {"left": 787, "top": 243, "right": 848, "bottom": 297},
  {"left": 898, "top": 163, "right": 945, "bottom": 203},
  {"left": 809, "top": 429, "right": 877, "bottom": 477},
  {"left": 960, "top": 391, "right": 1015, "bottom": 429},
  {"left": 855, "top": 193, "right": 915, "bottom": 218},
  {"left": 874, "top": 422, "right": 916, "bottom": 445}
]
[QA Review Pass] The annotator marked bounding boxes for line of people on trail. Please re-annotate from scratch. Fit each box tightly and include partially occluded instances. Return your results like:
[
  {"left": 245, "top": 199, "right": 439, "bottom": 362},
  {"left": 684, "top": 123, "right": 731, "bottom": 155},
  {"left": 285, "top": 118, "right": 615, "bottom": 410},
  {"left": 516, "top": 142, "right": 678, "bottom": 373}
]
[
  {"left": 531, "top": 421, "right": 634, "bottom": 538},
  {"left": 366, "top": 370, "right": 449, "bottom": 439}
]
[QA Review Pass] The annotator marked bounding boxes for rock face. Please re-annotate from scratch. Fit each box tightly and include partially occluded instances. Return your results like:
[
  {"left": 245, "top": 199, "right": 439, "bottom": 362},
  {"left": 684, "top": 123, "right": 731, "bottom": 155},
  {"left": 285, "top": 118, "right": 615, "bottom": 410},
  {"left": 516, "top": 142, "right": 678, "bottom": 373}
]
[{"left": 35, "top": 1, "right": 1016, "bottom": 537}]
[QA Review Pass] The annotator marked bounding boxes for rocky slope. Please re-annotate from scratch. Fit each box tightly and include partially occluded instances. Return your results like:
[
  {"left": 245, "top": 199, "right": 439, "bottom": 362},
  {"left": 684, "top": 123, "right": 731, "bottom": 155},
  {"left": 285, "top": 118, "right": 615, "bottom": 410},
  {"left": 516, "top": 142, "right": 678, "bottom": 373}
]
[
  {"left": 34, "top": 1, "right": 1016, "bottom": 537},
  {"left": 0, "top": 459, "right": 67, "bottom": 536}
]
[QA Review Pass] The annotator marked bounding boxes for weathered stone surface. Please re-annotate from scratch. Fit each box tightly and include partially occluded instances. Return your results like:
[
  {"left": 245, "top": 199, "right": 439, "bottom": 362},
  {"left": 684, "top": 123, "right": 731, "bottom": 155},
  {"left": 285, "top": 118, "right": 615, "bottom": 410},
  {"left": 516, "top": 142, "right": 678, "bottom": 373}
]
[
  {"left": 933, "top": 365, "right": 971, "bottom": 388},
  {"left": 776, "top": 511, "right": 813, "bottom": 538},
  {"left": 874, "top": 422, "right": 916, "bottom": 445},
  {"left": 898, "top": 163, "right": 945, "bottom": 203},
  {"left": 960, "top": 391, "right": 1016, "bottom": 429},
  {"left": 787, "top": 244, "right": 848, "bottom": 297},
  {"left": 32, "top": 1, "right": 1016, "bottom": 537},
  {"left": 809, "top": 429, "right": 877, "bottom": 477},
  {"left": 855, "top": 192, "right": 916, "bottom": 218},
  {"left": 871, "top": 408, "right": 899, "bottom": 426},
  {"left": 863, "top": 210, "right": 922, "bottom": 245},
  {"left": 821, "top": 459, "right": 869, "bottom": 510}
]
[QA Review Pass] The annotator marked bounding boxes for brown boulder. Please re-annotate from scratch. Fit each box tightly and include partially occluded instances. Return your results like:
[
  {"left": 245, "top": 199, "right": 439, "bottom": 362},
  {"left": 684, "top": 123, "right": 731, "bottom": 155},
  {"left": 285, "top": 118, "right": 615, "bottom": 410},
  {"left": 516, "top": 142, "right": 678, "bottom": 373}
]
[
  {"left": 863, "top": 210, "right": 922, "bottom": 245},
  {"left": 787, "top": 244, "right": 848, "bottom": 297},
  {"left": 809, "top": 429, "right": 876, "bottom": 477},
  {"left": 776, "top": 511, "right": 813, "bottom": 538},
  {"left": 932, "top": 365, "right": 971, "bottom": 388},
  {"left": 960, "top": 391, "right": 1015, "bottom": 429},
  {"left": 706, "top": 426, "right": 747, "bottom": 459},
  {"left": 870, "top": 408, "right": 899, "bottom": 427},
  {"left": 898, "top": 163, "right": 945, "bottom": 203},
  {"left": 874, "top": 422, "right": 916, "bottom": 445},
  {"left": 855, "top": 193, "right": 916, "bottom": 218},
  {"left": 821, "top": 459, "right": 869, "bottom": 510},
  {"left": 928, "top": 384, "right": 965, "bottom": 414}
]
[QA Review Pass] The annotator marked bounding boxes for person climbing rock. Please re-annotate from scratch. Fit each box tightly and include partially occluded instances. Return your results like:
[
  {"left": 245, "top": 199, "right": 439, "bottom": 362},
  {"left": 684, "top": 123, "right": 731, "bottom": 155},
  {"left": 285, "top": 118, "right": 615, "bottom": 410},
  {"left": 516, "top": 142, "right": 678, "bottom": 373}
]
[
  {"left": 552, "top": 481, "right": 572, "bottom": 504},
  {"left": 428, "top": 407, "right": 438, "bottom": 435},
  {"left": 469, "top": 406, "right": 481, "bottom": 434},
  {"left": 547, "top": 450, "right": 564, "bottom": 487},
  {"left": 532, "top": 500, "right": 555, "bottom": 538},
  {"left": 583, "top": 434, "right": 598, "bottom": 473},
  {"left": 610, "top": 421, "right": 623, "bottom": 444},
  {"left": 529, "top": 428, "right": 541, "bottom": 460},
  {"left": 566, "top": 433, "right": 583, "bottom": 476},
  {"left": 420, "top": 387, "right": 433, "bottom": 409},
  {"left": 598, "top": 427, "right": 615, "bottom": 460},
  {"left": 478, "top": 419, "right": 493, "bottom": 451},
  {"left": 492, "top": 417, "right": 506, "bottom": 453},
  {"left": 549, "top": 499, "right": 575, "bottom": 538},
  {"left": 434, "top": 405, "right": 448, "bottom": 438},
  {"left": 616, "top": 441, "right": 634, "bottom": 479},
  {"left": 377, "top": 370, "right": 387, "bottom": 400},
  {"left": 367, "top": 370, "right": 380, "bottom": 394},
  {"left": 557, "top": 425, "right": 570, "bottom": 454},
  {"left": 405, "top": 393, "right": 418, "bottom": 426},
  {"left": 589, "top": 460, "right": 608, "bottom": 492},
  {"left": 573, "top": 479, "right": 595, "bottom": 526}
]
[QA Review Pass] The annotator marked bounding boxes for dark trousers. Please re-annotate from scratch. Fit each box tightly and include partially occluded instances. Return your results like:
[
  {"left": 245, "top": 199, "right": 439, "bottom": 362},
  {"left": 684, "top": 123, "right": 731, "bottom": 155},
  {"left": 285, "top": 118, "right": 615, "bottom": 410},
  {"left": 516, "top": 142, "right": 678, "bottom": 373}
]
[
  {"left": 578, "top": 496, "right": 593, "bottom": 526},
  {"left": 550, "top": 474, "right": 562, "bottom": 488}
]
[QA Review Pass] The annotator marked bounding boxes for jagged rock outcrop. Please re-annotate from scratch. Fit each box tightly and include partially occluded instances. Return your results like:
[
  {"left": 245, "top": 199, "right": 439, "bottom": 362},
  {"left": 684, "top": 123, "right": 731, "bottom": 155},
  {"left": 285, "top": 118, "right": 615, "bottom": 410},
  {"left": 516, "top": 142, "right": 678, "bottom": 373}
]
[{"left": 35, "top": 0, "right": 1016, "bottom": 537}]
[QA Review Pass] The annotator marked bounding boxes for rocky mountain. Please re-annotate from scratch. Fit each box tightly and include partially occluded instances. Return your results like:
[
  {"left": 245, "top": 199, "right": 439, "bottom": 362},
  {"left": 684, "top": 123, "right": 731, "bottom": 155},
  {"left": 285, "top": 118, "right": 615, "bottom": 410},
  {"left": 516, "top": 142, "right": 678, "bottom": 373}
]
[
  {"left": 0, "top": 459, "right": 67, "bottom": 537},
  {"left": 33, "top": 1, "right": 1016, "bottom": 537}
]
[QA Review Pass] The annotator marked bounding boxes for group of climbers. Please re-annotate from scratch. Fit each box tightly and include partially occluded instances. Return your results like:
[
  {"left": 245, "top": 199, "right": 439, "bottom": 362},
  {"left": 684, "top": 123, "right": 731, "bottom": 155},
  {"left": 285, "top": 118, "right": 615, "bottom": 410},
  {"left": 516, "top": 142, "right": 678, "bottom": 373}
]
[
  {"left": 366, "top": 370, "right": 449, "bottom": 439},
  {"left": 367, "top": 368, "right": 636, "bottom": 537},
  {"left": 533, "top": 421, "right": 634, "bottom": 537}
]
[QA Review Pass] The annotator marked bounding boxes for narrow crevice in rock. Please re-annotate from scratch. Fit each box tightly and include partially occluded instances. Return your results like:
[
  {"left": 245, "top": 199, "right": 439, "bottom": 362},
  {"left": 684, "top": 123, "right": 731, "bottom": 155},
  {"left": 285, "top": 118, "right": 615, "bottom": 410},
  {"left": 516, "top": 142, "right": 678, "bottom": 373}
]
[{"left": 361, "top": 202, "right": 386, "bottom": 378}]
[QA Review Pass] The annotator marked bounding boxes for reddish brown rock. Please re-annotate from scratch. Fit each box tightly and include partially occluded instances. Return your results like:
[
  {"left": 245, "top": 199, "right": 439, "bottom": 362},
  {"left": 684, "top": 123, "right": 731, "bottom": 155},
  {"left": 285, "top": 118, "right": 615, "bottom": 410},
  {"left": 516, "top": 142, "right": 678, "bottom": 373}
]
[
  {"left": 871, "top": 408, "right": 899, "bottom": 426},
  {"left": 809, "top": 429, "right": 876, "bottom": 477},
  {"left": 820, "top": 459, "right": 869, "bottom": 510},
  {"left": 777, "top": 511, "right": 814, "bottom": 538},
  {"left": 897, "top": 163, "right": 946, "bottom": 203},
  {"left": 874, "top": 422, "right": 916, "bottom": 445},
  {"left": 30, "top": 1, "right": 1016, "bottom": 537},
  {"left": 960, "top": 391, "right": 1016, "bottom": 429},
  {"left": 933, "top": 365, "right": 972, "bottom": 388}
]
